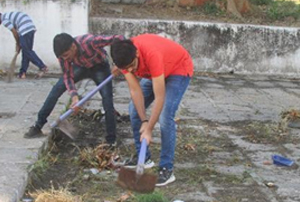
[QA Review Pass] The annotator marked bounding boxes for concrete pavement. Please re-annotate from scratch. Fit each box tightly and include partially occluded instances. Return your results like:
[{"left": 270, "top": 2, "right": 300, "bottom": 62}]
[
  {"left": 0, "top": 76, "right": 69, "bottom": 202},
  {"left": 1, "top": 73, "right": 300, "bottom": 201}
]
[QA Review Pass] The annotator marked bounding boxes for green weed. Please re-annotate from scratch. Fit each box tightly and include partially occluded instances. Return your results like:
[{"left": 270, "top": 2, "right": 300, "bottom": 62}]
[
  {"left": 267, "top": 0, "right": 300, "bottom": 20},
  {"left": 28, "top": 145, "right": 59, "bottom": 177},
  {"left": 134, "top": 191, "right": 168, "bottom": 202},
  {"left": 241, "top": 121, "right": 294, "bottom": 144},
  {"left": 249, "top": 0, "right": 273, "bottom": 5},
  {"left": 217, "top": 170, "right": 253, "bottom": 185},
  {"left": 177, "top": 165, "right": 218, "bottom": 184},
  {"left": 203, "top": 2, "right": 221, "bottom": 15}
]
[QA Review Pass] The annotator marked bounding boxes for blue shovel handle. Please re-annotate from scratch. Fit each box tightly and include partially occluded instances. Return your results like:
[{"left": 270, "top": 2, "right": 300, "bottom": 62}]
[
  {"left": 136, "top": 138, "right": 147, "bottom": 175},
  {"left": 50, "top": 74, "right": 113, "bottom": 128}
]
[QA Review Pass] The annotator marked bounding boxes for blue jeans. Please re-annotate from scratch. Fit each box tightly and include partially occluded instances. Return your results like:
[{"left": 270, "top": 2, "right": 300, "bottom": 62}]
[
  {"left": 19, "top": 31, "right": 46, "bottom": 75},
  {"left": 129, "top": 75, "right": 191, "bottom": 170},
  {"left": 36, "top": 62, "right": 116, "bottom": 143}
]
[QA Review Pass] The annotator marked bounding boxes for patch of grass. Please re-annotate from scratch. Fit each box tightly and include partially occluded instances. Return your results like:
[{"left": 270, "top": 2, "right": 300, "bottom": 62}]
[
  {"left": 216, "top": 171, "right": 253, "bottom": 185},
  {"left": 175, "top": 127, "right": 209, "bottom": 162},
  {"left": 203, "top": 1, "right": 223, "bottom": 15},
  {"left": 28, "top": 145, "right": 59, "bottom": 177},
  {"left": 250, "top": 0, "right": 273, "bottom": 5},
  {"left": 81, "top": 182, "right": 168, "bottom": 202},
  {"left": 267, "top": 0, "right": 300, "bottom": 20},
  {"left": 177, "top": 165, "right": 218, "bottom": 184},
  {"left": 226, "top": 155, "right": 242, "bottom": 166},
  {"left": 176, "top": 124, "right": 231, "bottom": 163},
  {"left": 221, "top": 174, "right": 244, "bottom": 184},
  {"left": 241, "top": 121, "right": 292, "bottom": 144},
  {"left": 134, "top": 191, "right": 168, "bottom": 202}
]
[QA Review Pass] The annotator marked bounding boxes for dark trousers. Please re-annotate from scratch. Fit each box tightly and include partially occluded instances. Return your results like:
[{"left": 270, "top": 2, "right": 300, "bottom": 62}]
[
  {"left": 19, "top": 31, "right": 46, "bottom": 75},
  {"left": 35, "top": 62, "right": 116, "bottom": 143}
]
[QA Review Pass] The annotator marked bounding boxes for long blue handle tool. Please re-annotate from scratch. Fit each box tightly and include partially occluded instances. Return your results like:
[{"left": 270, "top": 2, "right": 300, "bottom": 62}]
[
  {"left": 116, "top": 138, "right": 157, "bottom": 193},
  {"left": 136, "top": 138, "right": 147, "bottom": 176},
  {"left": 50, "top": 74, "right": 113, "bottom": 128}
]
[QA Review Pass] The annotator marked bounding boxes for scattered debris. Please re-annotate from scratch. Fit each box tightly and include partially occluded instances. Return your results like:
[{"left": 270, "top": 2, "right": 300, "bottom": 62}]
[
  {"left": 281, "top": 109, "right": 300, "bottom": 121},
  {"left": 184, "top": 143, "right": 196, "bottom": 151},
  {"left": 272, "top": 154, "right": 294, "bottom": 167},
  {"left": 116, "top": 192, "right": 133, "bottom": 202},
  {"left": 78, "top": 143, "right": 121, "bottom": 171},
  {"left": 263, "top": 161, "right": 272, "bottom": 165},
  {"left": 0, "top": 69, "right": 4, "bottom": 78},
  {"left": 196, "top": 72, "right": 219, "bottom": 78},
  {"left": 265, "top": 182, "right": 275, "bottom": 188}
]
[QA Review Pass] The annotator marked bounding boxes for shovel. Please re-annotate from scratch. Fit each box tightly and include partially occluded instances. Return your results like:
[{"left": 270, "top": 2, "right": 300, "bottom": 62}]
[
  {"left": 50, "top": 74, "right": 113, "bottom": 139},
  {"left": 117, "top": 138, "right": 157, "bottom": 193},
  {"left": 6, "top": 52, "right": 19, "bottom": 83}
]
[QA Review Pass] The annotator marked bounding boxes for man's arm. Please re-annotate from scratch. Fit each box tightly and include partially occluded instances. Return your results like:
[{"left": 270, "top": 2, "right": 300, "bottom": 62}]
[
  {"left": 11, "top": 28, "right": 20, "bottom": 53},
  {"left": 147, "top": 74, "right": 165, "bottom": 131},
  {"left": 124, "top": 73, "right": 147, "bottom": 121},
  {"left": 125, "top": 71, "right": 166, "bottom": 144},
  {"left": 139, "top": 74, "right": 165, "bottom": 144},
  {"left": 60, "top": 59, "right": 80, "bottom": 109},
  {"left": 60, "top": 59, "right": 77, "bottom": 96},
  {"left": 11, "top": 28, "right": 19, "bottom": 43}
]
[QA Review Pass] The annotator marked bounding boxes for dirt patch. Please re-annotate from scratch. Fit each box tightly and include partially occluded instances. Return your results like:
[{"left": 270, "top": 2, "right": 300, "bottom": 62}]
[
  {"left": 90, "top": 1, "right": 300, "bottom": 27},
  {"left": 24, "top": 103, "right": 299, "bottom": 201}
]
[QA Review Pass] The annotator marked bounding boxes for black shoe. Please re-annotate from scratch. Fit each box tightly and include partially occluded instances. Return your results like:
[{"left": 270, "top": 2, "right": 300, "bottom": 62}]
[
  {"left": 24, "top": 125, "right": 44, "bottom": 138},
  {"left": 124, "top": 155, "right": 155, "bottom": 169},
  {"left": 155, "top": 167, "right": 176, "bottom": 186}
]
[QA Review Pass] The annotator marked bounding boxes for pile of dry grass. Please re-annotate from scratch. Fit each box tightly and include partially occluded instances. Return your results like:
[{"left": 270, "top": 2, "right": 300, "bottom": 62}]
[
  {"left": 79, "top": 143, "right": 120, "bottom": 171},
  {"left": 30, "top": 187, "right": 83, "bottom": 202},
  {"left": 281, "top": 109, "right": 300, "bottom": 121}
]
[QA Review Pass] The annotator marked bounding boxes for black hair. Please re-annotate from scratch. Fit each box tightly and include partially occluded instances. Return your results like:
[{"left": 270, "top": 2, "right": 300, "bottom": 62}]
[
  {"left": 110, "top": 39, "right": 137, "bottom": 69},
  {"left": 53, "top": 33, "right": 75, "bottom": 58}
]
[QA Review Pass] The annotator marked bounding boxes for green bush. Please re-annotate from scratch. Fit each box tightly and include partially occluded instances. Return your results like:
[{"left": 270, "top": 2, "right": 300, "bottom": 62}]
[
  {"left": 267, "top": 0, "right": 300, "bottom": 20},
  {"left": 249, "top": 0, "right": 273, "bottom": 5},
  {"left": 203, "top": 2, "right": 221, "bottom": 15}
]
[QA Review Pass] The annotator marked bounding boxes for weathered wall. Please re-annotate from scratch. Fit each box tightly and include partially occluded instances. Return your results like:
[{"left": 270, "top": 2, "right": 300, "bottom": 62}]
[
  {"left": 90, "top": 17, "right": 300, "bottom": 75},
  {"left": 1, "top": 3, "right": 300, "bottom": 76}
]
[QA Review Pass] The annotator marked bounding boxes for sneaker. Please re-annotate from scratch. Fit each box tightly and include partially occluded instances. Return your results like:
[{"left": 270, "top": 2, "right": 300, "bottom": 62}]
[
  {"left": 155, "top": 167, "right": 176, "bottom": 186},
  {"left": 124, "top": 155, "right": 155, "bottom": 169},
  {"left": 24, "top": 125, "right": 44, "bottom": 138}
]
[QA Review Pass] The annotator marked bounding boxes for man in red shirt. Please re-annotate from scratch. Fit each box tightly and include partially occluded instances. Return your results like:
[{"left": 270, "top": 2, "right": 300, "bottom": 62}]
[{"left": 111, "top": 34, "right": 193, "bottom": 186}]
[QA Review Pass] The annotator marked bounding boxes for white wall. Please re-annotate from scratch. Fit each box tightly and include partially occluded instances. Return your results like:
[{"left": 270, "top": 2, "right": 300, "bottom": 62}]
[{"left": 0, "top": 0, "right": 88, "bottom": 73}]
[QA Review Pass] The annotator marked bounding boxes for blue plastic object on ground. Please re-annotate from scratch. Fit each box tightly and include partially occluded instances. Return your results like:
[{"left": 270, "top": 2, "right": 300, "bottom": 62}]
[{"left": 272, "top": 155, "right": 294, "bottom": 166}]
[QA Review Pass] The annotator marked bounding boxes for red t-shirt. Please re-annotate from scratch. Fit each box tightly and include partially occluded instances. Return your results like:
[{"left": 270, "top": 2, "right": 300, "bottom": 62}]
[{"left": 122, "top": 34, "right": 193, "bottom": 79}]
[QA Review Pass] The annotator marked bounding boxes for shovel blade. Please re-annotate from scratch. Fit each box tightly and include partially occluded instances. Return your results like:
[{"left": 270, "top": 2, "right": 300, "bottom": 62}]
[
  {"left": 56, "top": 119, "right": 79, "bottom": 140},
  {"left": 116, "top": 167, "right": 157, "bottom": 193}
]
